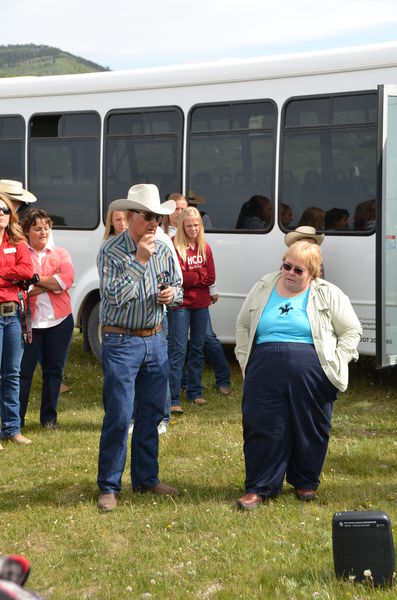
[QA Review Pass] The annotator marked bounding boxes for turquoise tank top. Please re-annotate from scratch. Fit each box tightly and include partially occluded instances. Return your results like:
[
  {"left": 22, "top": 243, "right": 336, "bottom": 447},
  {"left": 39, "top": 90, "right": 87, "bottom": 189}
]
[{"left": 256, "top": 286, "right": 313, "bottom": 344}]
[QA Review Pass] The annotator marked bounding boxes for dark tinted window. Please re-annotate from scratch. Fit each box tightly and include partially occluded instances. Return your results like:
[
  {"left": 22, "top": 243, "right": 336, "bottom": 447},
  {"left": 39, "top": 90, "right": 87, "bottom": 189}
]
[
  {"left": 285, "top": 98, "right": 330, "bottom": 127},
  {"left": 232, "top": 102, "right": 276, "bottom": 130},
  {"left": 2, "top": 116, "right": 25, "bottom": 138},
  {"left": 187, "top": 101, "right": 277, "bottom": 231},
  {"left": 332, "top": 94, "right": 377, "bottom": 124},
  {"left": 191, "top": 105, "right": 229, "bottom": 131},
  {"left": 104, "top": 108, "right": 183, "bottom": 211},
  {"left": 280, "top": 93, "right": 377, "bottom": 233},
  {"left": 28, "top": 112, "right": 100, "bottom": 228},
  {"left": 0, "top": 115, "right": 25, "bottom": 181}
]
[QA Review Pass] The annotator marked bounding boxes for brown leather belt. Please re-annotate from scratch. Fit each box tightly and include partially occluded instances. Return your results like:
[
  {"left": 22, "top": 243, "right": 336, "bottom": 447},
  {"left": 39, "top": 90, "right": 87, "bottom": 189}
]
[
  {"left": 0, "top": 301, "right": 18, "bottom": 317},
  {"left": 103, "top": 324, "right": 162, "bottom": 337}
]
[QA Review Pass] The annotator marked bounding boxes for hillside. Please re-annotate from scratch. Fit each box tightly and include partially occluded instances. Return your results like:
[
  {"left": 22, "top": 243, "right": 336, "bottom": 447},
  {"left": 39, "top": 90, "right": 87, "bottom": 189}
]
[{"left": 0, "top": 44, "right": 109, "bottom": 77}]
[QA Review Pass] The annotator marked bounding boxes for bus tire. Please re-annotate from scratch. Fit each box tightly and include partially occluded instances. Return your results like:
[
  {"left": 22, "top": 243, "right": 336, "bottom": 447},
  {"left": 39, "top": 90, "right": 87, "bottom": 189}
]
[{"left": 87, "top": 301, "right": 102, "bottom": 362}]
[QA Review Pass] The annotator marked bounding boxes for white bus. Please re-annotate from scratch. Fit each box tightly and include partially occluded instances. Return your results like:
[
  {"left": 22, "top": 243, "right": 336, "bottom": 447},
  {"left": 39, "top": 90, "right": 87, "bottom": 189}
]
[{"left": 1, "top": 42, "right": 397, "bottom": 365}]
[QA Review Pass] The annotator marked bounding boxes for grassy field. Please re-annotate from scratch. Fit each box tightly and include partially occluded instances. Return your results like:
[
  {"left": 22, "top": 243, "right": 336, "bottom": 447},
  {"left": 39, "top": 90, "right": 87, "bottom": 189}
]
[{"left": 1, "top": 333, "right": 397, "bottom": 599}]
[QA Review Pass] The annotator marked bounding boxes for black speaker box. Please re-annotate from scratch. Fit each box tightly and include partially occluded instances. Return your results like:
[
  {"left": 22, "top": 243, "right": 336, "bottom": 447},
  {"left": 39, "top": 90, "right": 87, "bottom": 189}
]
[{"left": 332, "top": 510, "right": 395, "bottom": 586}]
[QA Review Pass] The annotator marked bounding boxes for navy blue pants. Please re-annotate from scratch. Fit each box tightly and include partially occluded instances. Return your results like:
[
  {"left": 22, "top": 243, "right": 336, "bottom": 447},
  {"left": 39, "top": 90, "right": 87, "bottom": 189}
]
[
  {"left": 242, "top": 342, "right": 338, "bottom": 497},
  {"left": 19, "top": 314, "right": 74, "bottom": 427}
]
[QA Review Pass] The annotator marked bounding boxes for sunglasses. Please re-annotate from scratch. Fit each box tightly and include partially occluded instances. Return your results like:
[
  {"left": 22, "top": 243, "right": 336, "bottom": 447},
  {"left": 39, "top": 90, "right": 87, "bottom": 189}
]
[
  {"left": 133, "top": 210, "right": 162, "bottom": 224},
  {"left": 282, "top": 262, "right": 305, "bottom": 276},
  {"left": 0, "top": 205, "right": 11, "bottom": 215}
]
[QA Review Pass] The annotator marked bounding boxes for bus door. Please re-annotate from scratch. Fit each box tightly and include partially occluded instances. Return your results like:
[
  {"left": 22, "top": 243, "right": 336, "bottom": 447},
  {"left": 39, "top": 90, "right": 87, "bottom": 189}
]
[{"left": 376, "top": 84, "right": 397, "bottom": 367}]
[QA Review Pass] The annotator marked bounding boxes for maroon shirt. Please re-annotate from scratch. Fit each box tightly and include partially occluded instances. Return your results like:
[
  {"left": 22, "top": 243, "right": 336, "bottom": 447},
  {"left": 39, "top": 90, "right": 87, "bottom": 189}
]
[{"left": 174, "top": 242, "right": 215, "bottom": 309}]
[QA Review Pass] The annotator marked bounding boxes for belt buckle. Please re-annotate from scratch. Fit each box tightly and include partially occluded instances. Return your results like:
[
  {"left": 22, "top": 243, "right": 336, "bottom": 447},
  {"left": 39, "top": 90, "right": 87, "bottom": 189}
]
[{"left": 0, "top": 303, "right": 16, "bottom": 317}]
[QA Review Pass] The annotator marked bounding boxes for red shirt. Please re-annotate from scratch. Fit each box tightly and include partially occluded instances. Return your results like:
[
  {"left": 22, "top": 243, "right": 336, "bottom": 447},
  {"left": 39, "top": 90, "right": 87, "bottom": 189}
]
[
  {"left": 0, "top": 232, "right": 34, "bottom": 304},
  {"left": 174, "top": 242, "right": 215, "bottom": 309}
]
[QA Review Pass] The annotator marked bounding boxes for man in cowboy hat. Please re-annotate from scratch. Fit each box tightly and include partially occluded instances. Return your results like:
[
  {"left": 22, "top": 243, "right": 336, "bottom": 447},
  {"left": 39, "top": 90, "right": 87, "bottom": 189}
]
[
  {"left": 96, "top": 183, "right": 183, "bottom": 511},
  {"left": 0, "top": 180, "right": 36, "bottom": 221}
]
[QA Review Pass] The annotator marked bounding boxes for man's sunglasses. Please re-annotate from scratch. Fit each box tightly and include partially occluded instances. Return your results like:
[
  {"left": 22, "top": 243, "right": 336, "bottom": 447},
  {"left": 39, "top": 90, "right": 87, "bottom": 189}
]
[
  {"left": 0, "top": 206, "right": 11, "bottom": 215},
  {"left": 282, "top": 262, "right": 305, "bottom": 276},
  {"left": 133, "top": 210, "right": 162, "bottom": 224}
]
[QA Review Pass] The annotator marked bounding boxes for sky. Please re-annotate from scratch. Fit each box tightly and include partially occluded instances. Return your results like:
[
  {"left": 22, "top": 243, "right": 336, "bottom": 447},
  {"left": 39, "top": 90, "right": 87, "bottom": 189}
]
[{"left": 2, "top": 0, "right": 397, "bottom": 70}]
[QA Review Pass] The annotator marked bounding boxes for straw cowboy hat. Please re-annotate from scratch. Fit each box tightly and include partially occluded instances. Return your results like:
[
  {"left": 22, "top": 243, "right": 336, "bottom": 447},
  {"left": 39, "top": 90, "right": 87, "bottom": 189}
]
[
  {"left": 0, "top": 179, "right": 37, "bottom": 204},
  {"left": 187, "top": 189, "right": 206, "bottom": 205},
  {"left": 284, "top": 225, "right": 324, "bottom": 247},
  {"left": 109, "top": 184, "right": 176, "bottom": 215}
]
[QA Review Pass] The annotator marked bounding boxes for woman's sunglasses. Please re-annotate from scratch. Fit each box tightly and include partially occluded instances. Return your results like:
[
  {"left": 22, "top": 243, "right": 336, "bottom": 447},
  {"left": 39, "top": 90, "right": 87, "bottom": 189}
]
[
  {"left": 282, "top": 262, "right": 305, "bottom": 276},
  {"left": 0, "top": 206, "right": 11, "bottom": 215}
]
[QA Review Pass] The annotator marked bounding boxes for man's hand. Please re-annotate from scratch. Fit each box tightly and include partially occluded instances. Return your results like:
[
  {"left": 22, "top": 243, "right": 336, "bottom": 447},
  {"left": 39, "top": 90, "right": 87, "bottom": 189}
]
[
  {"left": 135, "top": 234, "right": 156, "bottom": 265},
  {"left": 210, "top": 294, "right": 218, "bottom": 304},
  {"left": 157, "top": 286, "right": 174, "bottom": 305}
]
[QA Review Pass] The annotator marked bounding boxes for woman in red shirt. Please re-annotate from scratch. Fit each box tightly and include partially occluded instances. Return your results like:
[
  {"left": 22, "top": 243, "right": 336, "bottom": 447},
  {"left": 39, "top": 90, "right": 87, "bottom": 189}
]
[
  {"left": 0, "top": 195, "right": 34, "bottom": 449},
  {"left": 19, "top": 209, "right": 74, "bottom": 430},
  {"left": 168, "top": 207, "right": 215, "bottom": 411}
]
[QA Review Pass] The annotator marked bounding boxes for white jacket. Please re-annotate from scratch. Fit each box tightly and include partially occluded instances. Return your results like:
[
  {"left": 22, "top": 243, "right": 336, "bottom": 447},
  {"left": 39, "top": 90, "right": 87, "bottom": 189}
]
[{"left": 235, "top": 272, "right": 362, "bottom": 392}]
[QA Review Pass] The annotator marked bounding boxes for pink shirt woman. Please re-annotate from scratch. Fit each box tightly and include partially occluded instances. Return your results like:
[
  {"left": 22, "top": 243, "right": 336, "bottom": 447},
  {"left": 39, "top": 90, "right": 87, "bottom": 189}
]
[{"left": 19, "top": 208, "right": 75, "bottom": 429}]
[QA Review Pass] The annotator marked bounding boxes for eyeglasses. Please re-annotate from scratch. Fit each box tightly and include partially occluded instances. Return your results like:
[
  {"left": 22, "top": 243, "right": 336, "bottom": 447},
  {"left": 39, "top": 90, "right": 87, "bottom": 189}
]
[
  {"left": 282, "top": 262, "right": 305, "bottom": 276},
  {"left": 0, "top": 205, "right": 11, "bottom": 215},
  {"left": 133, "top": 210, "right": 162, "bottom": 224}
]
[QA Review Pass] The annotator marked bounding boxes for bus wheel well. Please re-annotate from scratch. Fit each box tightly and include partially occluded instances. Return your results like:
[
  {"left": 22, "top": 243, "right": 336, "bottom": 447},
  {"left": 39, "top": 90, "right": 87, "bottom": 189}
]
[{"left": 81, "top": 291, "right": 100, "bottom": 355}]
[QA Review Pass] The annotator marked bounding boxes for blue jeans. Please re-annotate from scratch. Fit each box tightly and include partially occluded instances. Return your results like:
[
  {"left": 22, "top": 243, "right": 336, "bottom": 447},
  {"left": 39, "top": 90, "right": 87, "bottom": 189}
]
[
  {"left": 19, "top": 314, "right": 74, "bottom": 427},
  {"left": 204, "top": 317, "right": 230, "bottom": 387},
  {"left": 98, "top": 330, "right": 168, "bottom": 493},
  {"left": 161, "top": 314, "right": 171, "bottom": 425},
  {"left": 180, "top": 316, "right": 231, "bottom": 390},
  {"left": 168, "top": 307, "right": 209, "bottom": 405},
  {"left": 0, "top": 310, "right": 24, "bottom": 438},
  {"left": 131, "top": 315, "right": 171, "bottom": 425}
]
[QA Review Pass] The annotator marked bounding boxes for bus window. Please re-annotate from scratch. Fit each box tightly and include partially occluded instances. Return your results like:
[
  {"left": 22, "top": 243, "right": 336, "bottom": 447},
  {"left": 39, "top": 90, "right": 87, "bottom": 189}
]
[
  {"left": 28, "top": 112, "right": 100, "bottom": 229},
  {"left": 0, "top": 115, "right": 25, "bottom": 182},
  {"left": 104, "top": 108, "right": 183, "bottom": 210},
  {"left": 187, "top": 100, "right": 277, "bottom": 231},
  {"left": 280, "top": 92, "right": 377, "bottom": 233}
]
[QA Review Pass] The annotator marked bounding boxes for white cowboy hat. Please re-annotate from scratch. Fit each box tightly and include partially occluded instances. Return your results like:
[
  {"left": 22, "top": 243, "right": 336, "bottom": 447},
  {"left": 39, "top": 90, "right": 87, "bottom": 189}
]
[
  {"left": 284, "top": 225, "right": 325, "bottom": 247},
  {"left": 109, "top": 184, "right": 175, "bottom": 215},
  {"left": 0, "top": 179, "right": 37, "bottom": 204},
  {"left": 187, "top": 189, "right": 206, "bottom": 205}
]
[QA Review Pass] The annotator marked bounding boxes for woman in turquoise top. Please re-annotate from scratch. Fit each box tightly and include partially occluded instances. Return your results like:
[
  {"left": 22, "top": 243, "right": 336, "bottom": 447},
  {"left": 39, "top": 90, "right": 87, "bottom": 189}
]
[{"left": 235, "top": 240, "right": 361, "bottom": 510}]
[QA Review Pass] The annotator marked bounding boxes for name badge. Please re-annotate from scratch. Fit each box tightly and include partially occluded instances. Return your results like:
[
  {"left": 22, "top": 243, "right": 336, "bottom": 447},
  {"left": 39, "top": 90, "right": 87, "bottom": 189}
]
[{"left": 3, "top": 247, "right": 17, "bottom": 254}]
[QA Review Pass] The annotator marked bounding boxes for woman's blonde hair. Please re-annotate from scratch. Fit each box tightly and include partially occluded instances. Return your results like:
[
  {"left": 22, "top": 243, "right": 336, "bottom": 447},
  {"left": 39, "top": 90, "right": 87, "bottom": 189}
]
[
  {"left": 0, "top": 193, "right": 26, "bottom": 244},
  {"left": 103, "top": 209, "right": 128, "bottom": 240},
  {"left": 174, "top": 206, "right": 206, "bottom": 262},
  {"left": 282, "top": 240, "right": 322, "bottom": 279}
]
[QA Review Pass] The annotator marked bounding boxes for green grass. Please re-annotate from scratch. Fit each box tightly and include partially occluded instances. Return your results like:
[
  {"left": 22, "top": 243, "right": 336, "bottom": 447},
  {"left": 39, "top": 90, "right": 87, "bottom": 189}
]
[{"left": 1, "top": 336, "right": 397, "bottom": 599}]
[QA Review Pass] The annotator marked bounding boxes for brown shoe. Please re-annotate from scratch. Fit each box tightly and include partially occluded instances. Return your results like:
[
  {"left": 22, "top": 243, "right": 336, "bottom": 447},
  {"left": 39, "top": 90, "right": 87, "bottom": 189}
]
[
  {"left": 146, "top": 482, "right": 179, "bottom": 496},
  {"left": 218, "top": 385, "right": 231, "bottom": 396},
  {"left": 171, "top": 405, "right": 184, "bottom": 414},
  {"left": 295, "top": 488, "right": 316, "bottom": 502},
  {"left": 9, "top": 434, "right": 32, "bottom": 446},
  {"left": 98, "top": 492, "right": 118, "bottom": 511},
  {"left": 60, "top": 383, "right": 69, "bottom": 393},
  {"left": 237, "top": 493, "right": 263, "bottom": 510},
  {"left": 192, "top": 397, "right": 207, "bottom": 406}
]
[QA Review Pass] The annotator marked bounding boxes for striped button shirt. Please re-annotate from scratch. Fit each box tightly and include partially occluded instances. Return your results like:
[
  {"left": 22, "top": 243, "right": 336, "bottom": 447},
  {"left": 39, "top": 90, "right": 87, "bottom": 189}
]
[{"left": 97, "top": 229, "right": 183, "bottom": 330}]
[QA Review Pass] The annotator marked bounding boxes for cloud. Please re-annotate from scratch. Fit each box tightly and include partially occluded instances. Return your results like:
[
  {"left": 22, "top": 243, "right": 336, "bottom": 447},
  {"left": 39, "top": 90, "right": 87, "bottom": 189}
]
[{"left": 1, "top": 0, "right": 397, "bottom": 69}]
